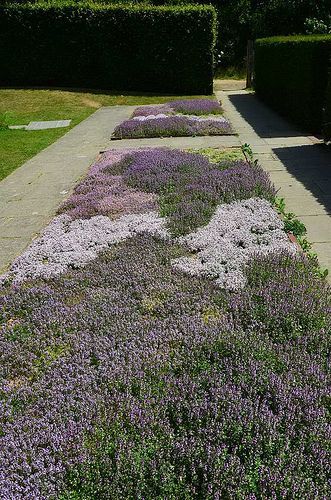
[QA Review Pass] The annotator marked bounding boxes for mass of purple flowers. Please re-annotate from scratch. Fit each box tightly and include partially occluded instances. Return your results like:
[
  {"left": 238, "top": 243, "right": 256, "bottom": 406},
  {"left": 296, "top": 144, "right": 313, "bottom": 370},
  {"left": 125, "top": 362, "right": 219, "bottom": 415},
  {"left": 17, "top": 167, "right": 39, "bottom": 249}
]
[
  {"left": 58, "top": 147, "right": 275, "bottom": 236},
  {"left": 0, "top": 146, "right": 330, "bottom": 498},
  {"left": 2, "top": 148, "right": 278, "bottom": 286},
  {"left": 131, "top": 99, "right": 223, "bottom": 117},
  {"left": 59, "top": 149, "right": 159, "bottom": 220},
  {"left": 113, "top": 114, "right": 232, "bottom": 139},
  {"left": 169, "top": 98, "right": 223, "bottom": 115},
  {"left": 131, "top": 103, "right": 176, "bottom": 117},
  {"left": 0, "top": 237, "right": 329, "bottom": 498},
  {"left": 113, "top": 98, "right": 230, "bottom": 139},
  {"left": 123, "top": 148, "right": 276, "bottom": 235}
]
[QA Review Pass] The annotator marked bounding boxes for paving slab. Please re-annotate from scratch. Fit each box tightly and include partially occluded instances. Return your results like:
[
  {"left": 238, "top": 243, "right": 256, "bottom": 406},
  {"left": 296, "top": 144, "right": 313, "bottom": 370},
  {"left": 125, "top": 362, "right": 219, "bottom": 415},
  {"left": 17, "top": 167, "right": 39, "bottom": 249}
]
[
  {"left": 280, "top": 194, "right": 331, "bottom": 217},
  {"left": 216, "top": 89, "right": 331, "bottom": 277},
  {"left": 106, "top": 135, "right": 240, "bottom": 150},
  {"left": 26, "top": 120, "right": 71, "bottom": 130},
  {"left": 9, "top": 120, "right": 72, "bottom": 131},
  {"left": 312, "top": 243, "right": 331, "bottom": 271},
  {"left": 298, "top": 215, "right": 331, "bottom": 242},
  {"left": 259, "top": 160, "right": 288, "bottom": 172}
]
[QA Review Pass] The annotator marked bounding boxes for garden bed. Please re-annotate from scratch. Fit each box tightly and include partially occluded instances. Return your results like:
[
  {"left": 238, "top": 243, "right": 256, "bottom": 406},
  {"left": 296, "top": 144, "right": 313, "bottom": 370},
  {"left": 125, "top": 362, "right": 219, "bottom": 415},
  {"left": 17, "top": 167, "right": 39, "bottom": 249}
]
[
  {"left": 0, "top": 147, "right": 330, "bottom": 498},
  {"left": 112, "top": 99, "right": 233, "bottom": 139}
]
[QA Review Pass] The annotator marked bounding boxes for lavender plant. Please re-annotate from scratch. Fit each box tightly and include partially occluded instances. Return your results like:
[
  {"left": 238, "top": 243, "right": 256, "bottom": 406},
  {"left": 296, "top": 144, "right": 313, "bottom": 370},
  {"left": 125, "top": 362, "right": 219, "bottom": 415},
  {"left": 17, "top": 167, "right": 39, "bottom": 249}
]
[
  {"left": 58, "top": 149, "right": 158, "bottom": 220},
  {"left": 131, "top": 104, "right": 175, "bottom": 117},
  {"left": 0, "top": 129, "right": 329, "bottom": 500},
  {"left": 3, "top": 212, "right": 168, "bottom": 285},
  {"left": 2, "top": 148, "right": 278, "bottom": 286},
  {"left": 172, "top": 198, "right": 295, "bottom": 290},
  {"left": 58, "top": 148, "right": 275, "bottom": 238}
]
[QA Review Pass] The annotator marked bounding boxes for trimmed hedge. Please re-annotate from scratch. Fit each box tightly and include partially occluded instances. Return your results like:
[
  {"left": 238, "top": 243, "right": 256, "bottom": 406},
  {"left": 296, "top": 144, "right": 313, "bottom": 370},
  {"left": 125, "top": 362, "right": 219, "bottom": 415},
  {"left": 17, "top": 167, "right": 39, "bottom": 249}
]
[
  {"left": 254, "top": 35, "right": 331, "bottom": 132},
  {"left": 5, "top": 1, "right": 331, "bottom": 68},
  {"left": 324, "top": 64, "right": 331, "bottom": 141},
  {"left": 0, "top": 2, "right": 217, "bottom": 94}
]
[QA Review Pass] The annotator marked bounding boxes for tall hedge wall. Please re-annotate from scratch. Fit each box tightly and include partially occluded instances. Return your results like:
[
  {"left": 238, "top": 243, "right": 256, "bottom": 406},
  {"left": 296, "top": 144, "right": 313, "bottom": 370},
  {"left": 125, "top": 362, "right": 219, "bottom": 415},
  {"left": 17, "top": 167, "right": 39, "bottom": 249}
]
[
  {"left": 324, "top": 65, "right": 331, "bottom": 141},
  {"left": 0, "top": 2, "right": 217, "bottom": 94},
  {"left": 5, "top": 1, "right": 331, "bottom": 68},
  {"left": 254, "top": 35, "right": 331, "bottom": 132}
]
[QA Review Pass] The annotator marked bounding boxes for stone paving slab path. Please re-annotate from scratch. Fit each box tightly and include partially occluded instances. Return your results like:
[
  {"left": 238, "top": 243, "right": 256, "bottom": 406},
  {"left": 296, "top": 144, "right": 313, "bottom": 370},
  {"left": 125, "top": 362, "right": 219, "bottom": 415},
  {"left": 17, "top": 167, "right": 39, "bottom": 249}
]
[
  {"left": 107, "top": 134, "right": 240, "bottom": 150},
  {"left": 216, "top": 89, "right": 331, "bottom": 276},
  {"left": 0, "top": 104, "right": 239, "bottom": 273}
]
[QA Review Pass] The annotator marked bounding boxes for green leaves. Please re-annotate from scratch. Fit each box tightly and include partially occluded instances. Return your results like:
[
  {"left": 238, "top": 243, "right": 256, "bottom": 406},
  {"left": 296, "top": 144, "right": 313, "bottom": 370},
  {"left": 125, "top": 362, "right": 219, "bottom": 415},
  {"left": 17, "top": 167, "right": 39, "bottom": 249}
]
[{"left": 0, "top": 2, "right": 216, "bottom": 94}]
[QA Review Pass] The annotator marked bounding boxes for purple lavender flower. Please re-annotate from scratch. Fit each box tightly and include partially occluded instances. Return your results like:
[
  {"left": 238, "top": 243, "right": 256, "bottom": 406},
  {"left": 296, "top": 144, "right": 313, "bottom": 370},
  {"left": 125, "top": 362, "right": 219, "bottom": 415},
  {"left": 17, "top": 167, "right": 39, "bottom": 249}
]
[
  {"left": 58, "top": 149, "right": 158, "bottom": 220},
  {"left": 0, "top": 144, "right": 329, "bottom": 499},
  {"left": 131, "top": 99, "right": 223, "bottom": 118}
]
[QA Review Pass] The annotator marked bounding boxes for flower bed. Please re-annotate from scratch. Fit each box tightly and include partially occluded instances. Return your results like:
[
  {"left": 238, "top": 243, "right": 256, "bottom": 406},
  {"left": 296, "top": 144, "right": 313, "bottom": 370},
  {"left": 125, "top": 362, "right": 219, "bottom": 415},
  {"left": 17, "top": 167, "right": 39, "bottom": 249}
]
[
  {"left": 0, "top": 147, "right": 330, "bottom": 498},
  {"left": 131, "top": 99, "right": 223, "bottom": 117},
  {"left": 113, "top": 99, "right": 233, "bottom": 139}
]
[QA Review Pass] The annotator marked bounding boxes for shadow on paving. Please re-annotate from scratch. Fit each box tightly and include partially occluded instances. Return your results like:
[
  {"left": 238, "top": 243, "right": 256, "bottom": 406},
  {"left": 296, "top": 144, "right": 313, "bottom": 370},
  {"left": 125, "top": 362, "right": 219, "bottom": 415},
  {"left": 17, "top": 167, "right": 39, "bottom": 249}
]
[
  {"left": 273, "top": 144, "right": 331, "bottom": 215},
  {"left": 228, "top": 92, "right": 307, "bottom": 138}
]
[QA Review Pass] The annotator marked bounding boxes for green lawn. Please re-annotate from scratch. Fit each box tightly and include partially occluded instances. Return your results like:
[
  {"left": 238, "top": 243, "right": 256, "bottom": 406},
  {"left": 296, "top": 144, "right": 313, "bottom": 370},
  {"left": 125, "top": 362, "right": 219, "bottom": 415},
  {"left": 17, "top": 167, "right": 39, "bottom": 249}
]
[{"left": 0, "top": 88, "right": 212, "bottom": 181}]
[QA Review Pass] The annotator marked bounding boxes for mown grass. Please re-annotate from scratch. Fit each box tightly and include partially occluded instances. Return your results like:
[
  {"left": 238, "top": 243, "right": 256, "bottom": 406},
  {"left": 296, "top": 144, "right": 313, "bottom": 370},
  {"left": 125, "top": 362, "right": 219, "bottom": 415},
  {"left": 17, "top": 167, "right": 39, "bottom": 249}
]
[{"left": 0, "top": 88, "right": 212, "bottom": 181}]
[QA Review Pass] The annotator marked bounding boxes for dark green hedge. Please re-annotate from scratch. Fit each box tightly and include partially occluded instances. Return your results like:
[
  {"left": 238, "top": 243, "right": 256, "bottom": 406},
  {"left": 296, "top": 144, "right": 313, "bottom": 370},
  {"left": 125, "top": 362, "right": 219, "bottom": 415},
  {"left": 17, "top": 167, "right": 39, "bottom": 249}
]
[
  {"left": 0, "top": 2, "right": 217, "bottom": 94},
  {"left": 324, "top": 64, "right": 331, "bottom": 141},
  {"left": 254, "top": 35, "right": 331, "bottom": 132},
  {"left": 5, "top": 1, "right": 331, "bottom": 68}
]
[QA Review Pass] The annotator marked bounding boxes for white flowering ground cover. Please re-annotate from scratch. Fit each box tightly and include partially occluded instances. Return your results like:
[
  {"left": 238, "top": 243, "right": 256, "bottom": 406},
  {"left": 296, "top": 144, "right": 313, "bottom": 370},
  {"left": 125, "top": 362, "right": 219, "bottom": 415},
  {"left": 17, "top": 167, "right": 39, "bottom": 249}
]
[{"left": 0, "top": 147, "right": 330, "bottom": 499}]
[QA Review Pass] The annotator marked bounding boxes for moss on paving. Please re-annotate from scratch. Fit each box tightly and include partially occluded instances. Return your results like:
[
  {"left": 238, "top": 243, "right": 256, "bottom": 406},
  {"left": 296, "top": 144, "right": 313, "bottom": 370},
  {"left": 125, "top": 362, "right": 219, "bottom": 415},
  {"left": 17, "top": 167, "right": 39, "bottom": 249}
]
[{"left": 189, "top": 147, "right": 245, "bottom": 163}]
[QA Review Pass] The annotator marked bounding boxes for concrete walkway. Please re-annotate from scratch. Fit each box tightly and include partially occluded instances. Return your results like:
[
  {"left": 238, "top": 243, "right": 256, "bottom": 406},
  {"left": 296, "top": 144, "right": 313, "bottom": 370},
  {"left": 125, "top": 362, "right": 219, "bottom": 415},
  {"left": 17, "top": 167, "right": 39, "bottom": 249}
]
[
  {"left": 214, "top": 79, "right": 246, "bottom": 91},
  {"left": 107, "top": 134, "right": 240, "bottom": 150},
  {"left": 216, "top": 89, "right": 331, "bottom": 273}
]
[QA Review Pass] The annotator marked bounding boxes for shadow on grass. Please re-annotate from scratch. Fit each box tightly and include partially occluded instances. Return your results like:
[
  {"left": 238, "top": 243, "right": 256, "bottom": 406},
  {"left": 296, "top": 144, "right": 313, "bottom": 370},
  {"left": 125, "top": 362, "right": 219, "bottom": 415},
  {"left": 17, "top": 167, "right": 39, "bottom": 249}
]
[{"left": 0, "top": 85, "right": 210, "bottom": 98}]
